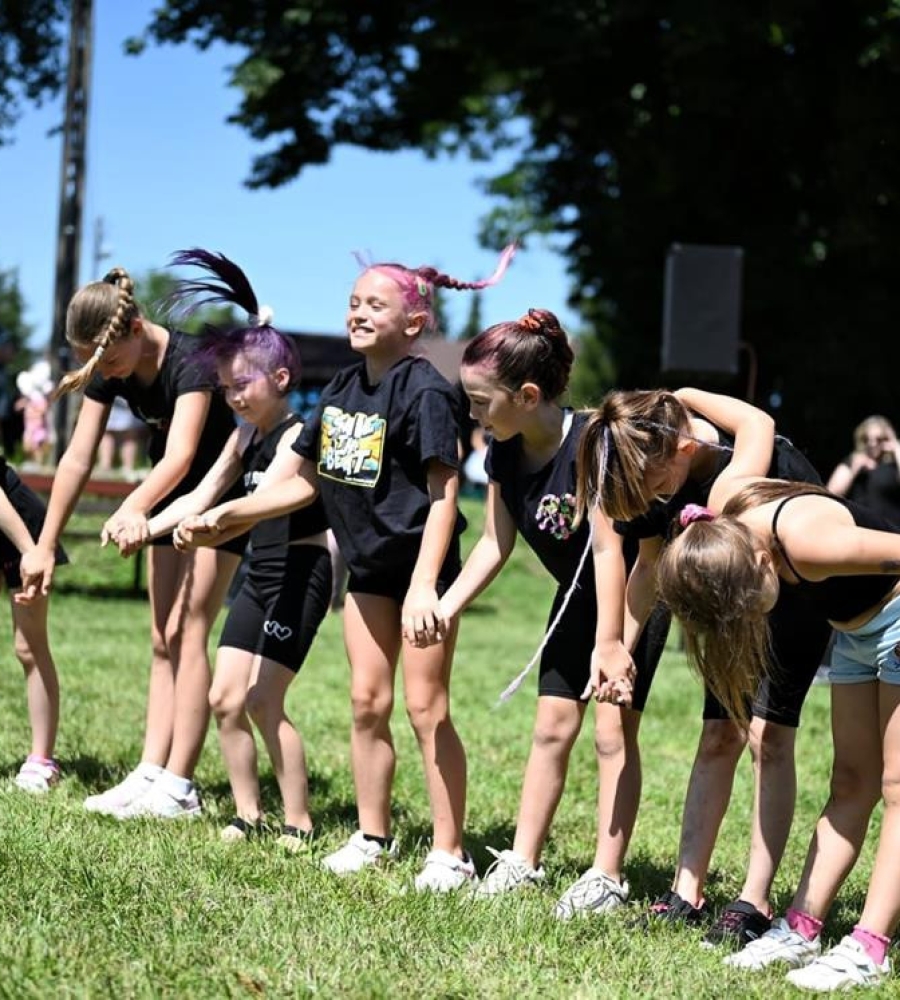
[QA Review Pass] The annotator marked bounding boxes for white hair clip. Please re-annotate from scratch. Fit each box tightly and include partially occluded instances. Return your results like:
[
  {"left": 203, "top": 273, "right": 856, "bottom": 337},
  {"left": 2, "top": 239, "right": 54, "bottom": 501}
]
[{"left": 250, "top": 305, "right": 274, "bottom": 327}]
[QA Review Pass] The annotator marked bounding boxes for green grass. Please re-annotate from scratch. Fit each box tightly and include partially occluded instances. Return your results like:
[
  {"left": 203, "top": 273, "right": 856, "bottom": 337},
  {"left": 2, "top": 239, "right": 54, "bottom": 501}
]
[{"left": 0, "top": 500, "right": 889, "bottom": 998}]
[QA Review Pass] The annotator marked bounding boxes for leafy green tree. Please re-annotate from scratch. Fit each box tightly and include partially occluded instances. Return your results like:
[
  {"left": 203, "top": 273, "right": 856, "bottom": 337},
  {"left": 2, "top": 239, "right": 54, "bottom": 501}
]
[
  {"left": 459, "top": 295, "right": 483, "bottom": 341},
  {"left": 132, "top": 1, "right": 900, "bottom": 471},
  {"left": 0, "top": 266, "right": 36, "bottom": 367},
  {"left": 0, "top": 1, "right": 68, "bottom": 145}
]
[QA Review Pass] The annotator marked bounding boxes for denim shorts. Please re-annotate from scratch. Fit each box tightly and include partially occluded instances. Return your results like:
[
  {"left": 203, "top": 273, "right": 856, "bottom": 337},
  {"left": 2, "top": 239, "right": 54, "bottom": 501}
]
[{"left": 829, "top": 592, "right": 900, "bottom": 685}]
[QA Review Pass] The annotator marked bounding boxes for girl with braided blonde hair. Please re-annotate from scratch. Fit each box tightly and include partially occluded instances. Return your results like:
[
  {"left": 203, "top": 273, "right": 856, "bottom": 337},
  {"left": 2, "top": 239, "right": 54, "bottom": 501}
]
[
  {"left": 176, "top": 246, "right": 515, "bottom": 889},
  {"left": 656, "top": 478, "right": 900, "bottom": 992},
  {"left": 19, "top": 264, "right": 247, "bottom": 819}
]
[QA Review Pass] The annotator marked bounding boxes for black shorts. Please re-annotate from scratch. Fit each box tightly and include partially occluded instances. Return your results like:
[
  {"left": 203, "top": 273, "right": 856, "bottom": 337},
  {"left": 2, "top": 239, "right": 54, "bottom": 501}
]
[
  {"left": 218, "top": 543, "right": 332, "bottom": 672},
  {"left": 702, "top": 584, "right": 831, "bottom": 727},
  {"left": 0, "top": 470, "right": 68, "bottom": 589},
  {"left": 538, "top": 577, "right": 670, "bottom": 708},
  {"left": 347, "top": 540, "right": 462, "bottom": 604}
]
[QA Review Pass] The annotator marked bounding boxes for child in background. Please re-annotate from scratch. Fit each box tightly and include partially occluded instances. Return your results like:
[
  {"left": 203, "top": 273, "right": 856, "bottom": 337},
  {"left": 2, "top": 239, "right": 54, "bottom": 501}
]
[
  {"left": 0, "top": 455, "right": 65, "bottom": 791},
  {"left": 18, "top": 266, "right": 246, "bottom": 819},
  {"left": 176, "top": 246, "right": 515, "bottom": 890},
  {"left": 15, "top": 360, "right": 53, "bottom": 468},
  {"left": 575, "top": 389, "right": 831, "bottom": 948},
  {"left": 430, "top": 308, "right": 669, "bottom": 915},
  {"left": 656, "top": 480, "right": 900, "bottom": 993},
  {"left": 143, "top": 250, "right": 331, "bottom": 848}
]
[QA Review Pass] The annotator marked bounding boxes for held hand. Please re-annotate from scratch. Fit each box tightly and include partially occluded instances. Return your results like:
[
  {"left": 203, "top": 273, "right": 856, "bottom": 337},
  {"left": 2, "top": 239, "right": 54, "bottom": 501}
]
[
  {"left": 581, "top": 641, "right": 636, "bottom": 705},
  {"left": 101, "top": 510, "right": 149, "bottom": 550},
  {"left": 849, "top": 452, "right": 877, "bottom": 475},
  {"left": 17, "top": 546, "right": 56, "bottom": 604},
  {"left": 413, "top": 597, "right": 457, "bottom": 648},
  {"left": 173, "top": 514, "right": 221, "bottom": 550},
  {"left": 401, "top": 583, "right": 447, "bottom": 647}
]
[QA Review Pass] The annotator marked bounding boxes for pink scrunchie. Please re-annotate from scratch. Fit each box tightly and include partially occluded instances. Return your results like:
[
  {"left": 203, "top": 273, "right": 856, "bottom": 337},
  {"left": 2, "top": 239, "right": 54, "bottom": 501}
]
[{"left": 679, "top": 504, "right": 716, "bottom": 528}]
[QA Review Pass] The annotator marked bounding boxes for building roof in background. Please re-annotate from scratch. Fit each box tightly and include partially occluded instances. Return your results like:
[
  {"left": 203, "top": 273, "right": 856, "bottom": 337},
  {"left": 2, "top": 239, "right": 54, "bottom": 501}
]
[{"left": 285, "top": 331, "right": 466, "bottom": 386}]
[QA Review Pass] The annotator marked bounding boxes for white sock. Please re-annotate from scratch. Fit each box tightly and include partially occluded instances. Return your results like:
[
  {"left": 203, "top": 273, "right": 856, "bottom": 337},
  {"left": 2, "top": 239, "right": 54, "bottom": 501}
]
[
  {"left": 134, "top": 761, "right": 164, "bottom": 782},
  {"left": 158, "top": 770, "right": 193, "bottom": 797}
]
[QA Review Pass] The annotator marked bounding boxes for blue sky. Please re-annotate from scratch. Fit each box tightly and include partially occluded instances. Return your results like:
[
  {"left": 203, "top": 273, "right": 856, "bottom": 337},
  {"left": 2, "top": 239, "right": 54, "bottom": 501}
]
[{"left": 0, "top": 2, "right": 578, "bottom": 349}]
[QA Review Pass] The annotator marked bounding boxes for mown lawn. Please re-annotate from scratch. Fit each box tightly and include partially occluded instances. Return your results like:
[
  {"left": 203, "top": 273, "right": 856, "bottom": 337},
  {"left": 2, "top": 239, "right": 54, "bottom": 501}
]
[{"left": 0, "top": 499, "right": 887, "bottom": 998}]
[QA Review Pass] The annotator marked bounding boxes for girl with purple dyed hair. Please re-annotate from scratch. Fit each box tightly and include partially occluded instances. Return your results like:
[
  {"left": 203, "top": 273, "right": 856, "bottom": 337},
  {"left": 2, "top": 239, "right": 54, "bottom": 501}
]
[
  {"left": 175, "top": 244, "right": 515, "bottom": 891},
  {"left": 142, "top": 249, "right": 333, "bottom": 849}
]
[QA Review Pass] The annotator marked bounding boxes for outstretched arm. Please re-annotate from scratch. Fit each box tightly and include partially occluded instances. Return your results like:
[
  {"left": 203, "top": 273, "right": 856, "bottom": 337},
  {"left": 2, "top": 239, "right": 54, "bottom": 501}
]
[
  {"left": 433, "top": 480, "right": 517, "bottom": 634},
  {"left": 176, "top": 447, "right": 318, "bottom": 546},
  {"left": 402, "top": 459, "right": 459, "bottom": 646}
]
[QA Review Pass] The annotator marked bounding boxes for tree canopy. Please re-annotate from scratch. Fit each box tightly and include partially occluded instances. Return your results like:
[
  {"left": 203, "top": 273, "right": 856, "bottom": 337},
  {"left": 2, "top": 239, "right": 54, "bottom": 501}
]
[{"left": 7, "top": 2, "right": 900, "bottom": 470}]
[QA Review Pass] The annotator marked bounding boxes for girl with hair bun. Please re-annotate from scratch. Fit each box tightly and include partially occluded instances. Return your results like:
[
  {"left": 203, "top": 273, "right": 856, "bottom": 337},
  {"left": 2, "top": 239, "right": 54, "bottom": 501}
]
[
  {"left": 176, "top": 245, "right": 515, "bottom": 891},
  {"left": 656, "top": 478, "right": 900, "bottom": 993},
  {"left": 141, "top": 249, "right": 332, "bottom": 849},
  {"left": 19, "top": 265, "right": 247, "bottom": 819},
  {"left": 426, "top": 308, "right": 670, "bottom": 918}
]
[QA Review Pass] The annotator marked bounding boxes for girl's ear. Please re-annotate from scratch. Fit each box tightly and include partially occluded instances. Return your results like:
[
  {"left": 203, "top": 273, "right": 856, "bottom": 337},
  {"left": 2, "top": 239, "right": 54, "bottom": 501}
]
[
  {"left": 129, "top": 316, "right": 144, "bottom": 338},
  {"left": 273, "top": 367, "right": 291, "bottom": 394},
  {"left": 518, "top": 381, "right": 542, "bottom": 408},
  {"left": 405, "top": 311, "right": 427, "bottom": 339},
  {"left": 677, "top": 435, "right": 698, "bottom": 457}
]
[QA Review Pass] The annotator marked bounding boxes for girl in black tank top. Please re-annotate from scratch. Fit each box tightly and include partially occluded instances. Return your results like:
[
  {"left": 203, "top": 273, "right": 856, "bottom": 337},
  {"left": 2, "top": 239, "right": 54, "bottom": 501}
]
[
  {"left": 147, "top": 250, "right": 330, "bottom": 847},
  {"left": 657, "top": 476, "right": 900, "bottom": 984}
]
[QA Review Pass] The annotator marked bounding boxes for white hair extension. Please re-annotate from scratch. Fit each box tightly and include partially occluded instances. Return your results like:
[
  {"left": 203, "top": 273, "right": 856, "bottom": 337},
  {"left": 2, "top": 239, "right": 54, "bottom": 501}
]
[{"left": 496, "top": 516, "right": 594, "bottom": 705}]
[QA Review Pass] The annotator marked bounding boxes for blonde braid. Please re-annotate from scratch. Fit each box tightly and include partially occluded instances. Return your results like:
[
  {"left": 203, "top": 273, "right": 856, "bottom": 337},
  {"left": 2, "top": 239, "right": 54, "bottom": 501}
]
[{"left": 56, "top": 267, "right": 138, "bottom": 396}]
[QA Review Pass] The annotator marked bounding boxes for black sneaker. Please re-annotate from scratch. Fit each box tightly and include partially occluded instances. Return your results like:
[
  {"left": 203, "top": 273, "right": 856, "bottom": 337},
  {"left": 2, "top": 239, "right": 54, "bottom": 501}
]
[
  {"left": 646, "top": 889, "right": 711, "bottom": 927},
  {"left": 702, "top": 899, "right": 772, "bottom": 949}
]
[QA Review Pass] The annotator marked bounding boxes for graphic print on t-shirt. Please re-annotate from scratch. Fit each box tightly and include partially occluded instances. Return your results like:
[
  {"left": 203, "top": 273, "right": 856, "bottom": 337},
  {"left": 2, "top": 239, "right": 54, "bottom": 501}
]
[{"left": 318, "top": 405, "right": 386, "bottom": 487}]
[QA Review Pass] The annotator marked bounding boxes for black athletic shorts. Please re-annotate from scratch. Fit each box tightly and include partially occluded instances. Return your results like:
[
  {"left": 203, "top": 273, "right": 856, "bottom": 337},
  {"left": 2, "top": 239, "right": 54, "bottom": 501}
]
[
  {"left": 218, "top": 543, "right": 332, "bottom": 672},
  {"left": 347, "top": 539, "right": 462, "bottom": 605},
  {"left": 702, "top": 584, "right": 831, "bottom": 727}
]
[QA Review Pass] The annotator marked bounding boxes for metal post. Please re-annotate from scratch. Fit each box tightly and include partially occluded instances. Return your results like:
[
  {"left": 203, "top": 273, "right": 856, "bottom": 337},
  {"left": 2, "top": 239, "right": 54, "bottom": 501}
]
[{"left": 50, "top": 0, "right": 93, "bottom": 462}]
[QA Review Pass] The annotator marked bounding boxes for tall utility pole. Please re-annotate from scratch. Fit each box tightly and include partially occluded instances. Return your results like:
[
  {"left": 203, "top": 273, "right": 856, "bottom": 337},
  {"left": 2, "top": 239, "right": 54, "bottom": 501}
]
[{"left": 50, "top": 0, "right": 94, "bottom": 461}]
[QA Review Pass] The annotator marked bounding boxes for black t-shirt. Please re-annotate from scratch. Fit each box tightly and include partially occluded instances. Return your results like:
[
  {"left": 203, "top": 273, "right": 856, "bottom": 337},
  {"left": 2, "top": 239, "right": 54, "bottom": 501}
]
[
  {"left": 486, "top": 409, "right": 591, "bottom": 587},
  {"left": 241, "top": 414, "right": 328, "bottom": 550},
  {"left": 617, "top": 430, "right": 822, "bottom": 541},
  {"left": 84, "top": 330, "right": 239, "bottom": 506},
  {"left": 842, "top": 457, "right": 900, "bottom": 528},
  {"left": 292, "top": 356, "right": 464, "bottom": 578}
]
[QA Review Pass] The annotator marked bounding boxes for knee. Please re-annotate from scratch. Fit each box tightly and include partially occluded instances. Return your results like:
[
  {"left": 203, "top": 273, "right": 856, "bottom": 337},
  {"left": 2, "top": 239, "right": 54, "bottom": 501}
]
[
  {"left": 533, "top": 715, "right": 580, "bottom": 755},
  {"left": 13, "top": 633, "right": 37, "bottom": 672},
  {"left": 880, "top": 767, "right": 900, "bottom": 809},
  {"left": 830, "top": 758, "right": 881, "bottom": 810},
  {"left": 209, "top": 683, "right": 243, "bottom": 721},
  {"left": 594, "top": 723, "right": 627, "bottom": 763},
  {"left": 696, "top": 722, "right": 746, "bottom": 763},
  {"left": 404, "top": 692, "right": 449, "bottom": 739},
  {"left": 350, "top": 687, "right": 393, "bottom": 730},
  {"left": 747, "top": 723, "right": 795, "bottom": 768}
]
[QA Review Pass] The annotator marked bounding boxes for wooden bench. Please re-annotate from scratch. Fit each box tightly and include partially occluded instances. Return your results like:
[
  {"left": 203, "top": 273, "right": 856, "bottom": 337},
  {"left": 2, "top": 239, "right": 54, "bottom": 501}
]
[{"left": 19, "top": 470, "right": 145, "bottom": 593}]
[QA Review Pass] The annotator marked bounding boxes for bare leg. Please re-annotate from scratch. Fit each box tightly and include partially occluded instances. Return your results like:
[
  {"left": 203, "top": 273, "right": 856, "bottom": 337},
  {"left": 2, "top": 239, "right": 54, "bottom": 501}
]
[
  {"left": 209, "top": 646, "right": 261, "bottom": 822},
  {"left": 246, "top": 658, "right": 312, "bottom": 831},
  {"left": 510, "top": 697, "right": 584, "bottom": 867},
  {"left": 671, "top": 718, "right": 746, "bottom": 904},
  {"left": 593, "top": 704, "right": 643, "bottom": 881},
  {"left": 401, "top": 619, "right": 467, "bottom": 855},
  {"left": 737, "top": 718, "right": 798, "bottom": 915},
  {"left": 342, "top": 592, "right": 398, "bottom": 838},
  {"left": 791, "top": 682, "right": 882, "bottom": 918},
  {"left": 163, "top": 547, "right": 240, "bottom": 779},
  {"left": 10, "top": 594, "right": 58, "bottom": 759},
  {"left": 842, "top": 682, "right": 900, "bottom": 936}
]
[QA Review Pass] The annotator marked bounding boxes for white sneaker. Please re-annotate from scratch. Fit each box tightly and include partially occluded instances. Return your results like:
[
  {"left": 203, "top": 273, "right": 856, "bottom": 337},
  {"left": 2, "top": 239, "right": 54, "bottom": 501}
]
[
  {"left": 414, "top": 850, "right": 477, "bottom": 892},
  {"left": 116, "top": 781, "right": 201, "bottom": 820},
  {"left": 14, "top": 757, "right": 60, "bottom": 794},
  {"left": 83, "top": 768, "right": 158, "bottom": 816},
  {"left": 554, "top": 867, "right": 629, "bottom": 919},
  {"left": 724, "top": 918, "right": 821, "bottom": 971},
  {"left": 472, "top": 847, "right": 545, "bottom": 898},
  {"left": 785, "top": 936, "right": 890, "bottom": 992},
  {"left": 322, "top": 830, "right": 399, "bottom": 874}
]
